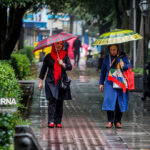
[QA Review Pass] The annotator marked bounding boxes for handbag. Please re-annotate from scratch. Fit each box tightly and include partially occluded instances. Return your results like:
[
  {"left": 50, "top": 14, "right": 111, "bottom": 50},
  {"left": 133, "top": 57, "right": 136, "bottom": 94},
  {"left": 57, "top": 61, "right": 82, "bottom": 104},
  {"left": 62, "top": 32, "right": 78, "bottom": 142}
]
[
  {"left": 123, "top": 68, "right": 135, "bottom": 90},
  {"left": 112, "top": 69, "right": 128, "bottom": 89},
  {"left": 59, "top": 78, "right": 71, "bottom": 90},
  {"left": 109, "top": 55, "right": 128, "bottom": 90}
]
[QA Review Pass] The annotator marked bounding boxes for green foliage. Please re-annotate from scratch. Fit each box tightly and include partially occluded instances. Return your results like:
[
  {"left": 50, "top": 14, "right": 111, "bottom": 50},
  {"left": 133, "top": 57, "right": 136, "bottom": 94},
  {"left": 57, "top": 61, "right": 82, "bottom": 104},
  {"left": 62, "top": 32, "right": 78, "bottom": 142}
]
[
  {"left": 0, "top": 113, "right": 30, "bottom": 150},
  {"left": 60, "top": 0, "right": 131, "bottom": 33},
  {"left": 0, "top": 0, "right": 44, "bottom": 8},
  {"left": 0, "top": 0, "right": 67, "bottom": 12},
  {"left": 18, "top": 46, "right": 34, "bottom": 63},
  {"left": 132, "top": 68, "right": 143, "bottom": 75},
  {"left": 0, "top": 61, "right": 30, "bottom": 150},
  {"left": 10, "top": 54, "right": 30, "bottom": 80},
  {"left": 46, "top": 0, "right": 69, "bottom": 14},
  {"left": 0, "top": 113, "right": 16, "bottom": 150},
  {"left": 103, "top": 9, "right": 117, "bottom": 30},
  {"left": 0, "top": 61, "right": 22, "bottom": 101}
]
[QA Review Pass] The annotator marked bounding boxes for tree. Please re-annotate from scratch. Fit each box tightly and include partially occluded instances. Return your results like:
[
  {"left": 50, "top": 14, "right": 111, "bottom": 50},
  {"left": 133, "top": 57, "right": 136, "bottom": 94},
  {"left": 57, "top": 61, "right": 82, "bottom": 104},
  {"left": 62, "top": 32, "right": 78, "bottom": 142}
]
[
  {"left": 136, "top": 0, "right": 150, "bottom": 67},
  {"left": 1, "top": 0, "right": 147, "bottom": 64},
  {"left": 0, "top": 0, "right": 43, "bottom": 60},
  {"left": 74, "top": 0, "right": 130, "bottom": 33},
  {"left": 0, "top": 0, "right": 68, "bottom": 60}
]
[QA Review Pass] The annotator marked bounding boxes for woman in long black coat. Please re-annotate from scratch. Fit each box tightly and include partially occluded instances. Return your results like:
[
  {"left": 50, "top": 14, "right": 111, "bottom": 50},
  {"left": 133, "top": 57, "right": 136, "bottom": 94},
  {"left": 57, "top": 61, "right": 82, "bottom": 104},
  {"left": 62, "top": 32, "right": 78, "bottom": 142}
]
[{"left": 38, "top": 41, "right": 72, "bottom": 128}]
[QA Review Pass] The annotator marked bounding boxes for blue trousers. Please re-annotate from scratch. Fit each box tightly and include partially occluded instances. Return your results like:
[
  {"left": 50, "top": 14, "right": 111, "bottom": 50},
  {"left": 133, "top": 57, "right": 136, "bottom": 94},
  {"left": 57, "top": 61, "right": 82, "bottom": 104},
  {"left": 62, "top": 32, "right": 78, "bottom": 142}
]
[{"left": 48, "top": 98, "right": 64, "bottom": 125}]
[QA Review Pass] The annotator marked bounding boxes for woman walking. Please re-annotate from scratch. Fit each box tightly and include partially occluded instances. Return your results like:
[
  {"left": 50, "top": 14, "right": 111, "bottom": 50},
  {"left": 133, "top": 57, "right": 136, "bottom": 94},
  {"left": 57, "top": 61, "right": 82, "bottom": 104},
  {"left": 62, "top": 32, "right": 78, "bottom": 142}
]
[
  {"left": 99, "top": 44, "right": 131, "bottom": 128},
  {"left": 38, "top": 41, "right": 72, "bottom": 128}
]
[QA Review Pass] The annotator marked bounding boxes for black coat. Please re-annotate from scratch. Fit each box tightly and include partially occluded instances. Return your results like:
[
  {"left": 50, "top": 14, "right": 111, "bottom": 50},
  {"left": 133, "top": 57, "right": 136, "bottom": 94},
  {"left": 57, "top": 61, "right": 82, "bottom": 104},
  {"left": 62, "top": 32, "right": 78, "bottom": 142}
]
[
  {"left": 39, "top": 53, "right": 72, "bottom": 100},
  {"left": 73, "top": 39, "right": 81, "bottom": 53}
]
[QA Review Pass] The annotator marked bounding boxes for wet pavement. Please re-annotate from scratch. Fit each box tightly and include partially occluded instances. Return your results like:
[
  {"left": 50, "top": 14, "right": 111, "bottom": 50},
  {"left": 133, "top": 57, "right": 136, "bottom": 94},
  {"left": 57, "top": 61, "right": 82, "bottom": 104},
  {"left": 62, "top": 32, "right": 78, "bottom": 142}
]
[{"left": 26, "top": 59, "right": 150, "bottom": 150}]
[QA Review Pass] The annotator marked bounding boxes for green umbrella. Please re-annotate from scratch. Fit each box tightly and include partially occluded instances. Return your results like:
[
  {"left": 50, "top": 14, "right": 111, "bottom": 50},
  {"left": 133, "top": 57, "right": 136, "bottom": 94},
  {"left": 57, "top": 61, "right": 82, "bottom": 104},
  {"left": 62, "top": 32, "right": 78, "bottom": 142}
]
[{"left": 94, "top": 29, "right": 143, "bottom": 46}]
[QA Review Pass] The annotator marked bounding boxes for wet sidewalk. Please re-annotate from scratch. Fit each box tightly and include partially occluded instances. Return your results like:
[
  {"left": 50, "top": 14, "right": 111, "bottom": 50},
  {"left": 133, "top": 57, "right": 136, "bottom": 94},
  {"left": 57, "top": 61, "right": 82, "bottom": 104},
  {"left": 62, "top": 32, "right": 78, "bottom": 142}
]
[{"left": 27, "top": 61, "right": 150, "bottom": 150}]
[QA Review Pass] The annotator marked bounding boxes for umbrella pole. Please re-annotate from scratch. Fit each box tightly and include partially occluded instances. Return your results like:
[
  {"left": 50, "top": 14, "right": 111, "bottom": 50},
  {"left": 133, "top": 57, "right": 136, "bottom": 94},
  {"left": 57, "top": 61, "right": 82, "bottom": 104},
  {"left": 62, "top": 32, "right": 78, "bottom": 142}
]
[
  {"left": 56, "top": 49, "right": 60, "bottom": 59},
  {"left": 54, "top": 45, "right": 60, "bottom": 59}
]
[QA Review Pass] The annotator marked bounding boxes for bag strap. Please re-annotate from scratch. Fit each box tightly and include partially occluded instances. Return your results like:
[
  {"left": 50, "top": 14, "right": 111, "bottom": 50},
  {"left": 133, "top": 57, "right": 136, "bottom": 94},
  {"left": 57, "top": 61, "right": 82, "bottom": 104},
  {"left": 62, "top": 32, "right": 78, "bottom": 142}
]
[
  {"left": 109, "top": 54, "right": 111, "bottom": 67},
  {"left": 109, "top": 54, "right": 117, "bottom": 68}
]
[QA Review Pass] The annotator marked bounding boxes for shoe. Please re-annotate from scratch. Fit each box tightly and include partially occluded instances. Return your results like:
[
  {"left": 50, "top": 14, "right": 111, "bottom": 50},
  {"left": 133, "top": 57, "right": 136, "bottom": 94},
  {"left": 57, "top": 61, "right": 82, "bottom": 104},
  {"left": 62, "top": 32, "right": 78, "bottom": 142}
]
[
  {"left": 56, "top": 124, "right": 62, "bottom": 128},
  {"left": 106, "top": 122, "right": 113, "bottom": 128},
  {"left": 48, "top": 122, "right": 55, "bottom": 128},
  {"left": 115, "top": 122, "right": 122, "bottom": 128}
]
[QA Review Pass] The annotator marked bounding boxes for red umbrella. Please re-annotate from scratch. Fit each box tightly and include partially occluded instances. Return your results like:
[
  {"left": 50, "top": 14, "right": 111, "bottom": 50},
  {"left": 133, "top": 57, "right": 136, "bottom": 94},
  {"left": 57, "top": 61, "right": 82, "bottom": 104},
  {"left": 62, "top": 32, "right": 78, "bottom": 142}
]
[
  {"left": 67, "top": 37, "right": 77, "bottom": 59},
  {"left": 82, "top": 43, "right": 88, "bottom": 57},
  {"left": 33, "top": 32, "right": 76, "bottom": 53},
  {"left": 81, "top": 43, "right": 88, "bottom": 51}
]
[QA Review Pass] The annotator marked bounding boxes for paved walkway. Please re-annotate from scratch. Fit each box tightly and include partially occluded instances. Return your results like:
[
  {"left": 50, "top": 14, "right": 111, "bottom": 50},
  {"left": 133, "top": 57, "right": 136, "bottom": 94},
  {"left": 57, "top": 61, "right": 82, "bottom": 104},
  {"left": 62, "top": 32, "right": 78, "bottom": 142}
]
[{"left": 26, "top": 61, "right": 150, "bottom": 150}]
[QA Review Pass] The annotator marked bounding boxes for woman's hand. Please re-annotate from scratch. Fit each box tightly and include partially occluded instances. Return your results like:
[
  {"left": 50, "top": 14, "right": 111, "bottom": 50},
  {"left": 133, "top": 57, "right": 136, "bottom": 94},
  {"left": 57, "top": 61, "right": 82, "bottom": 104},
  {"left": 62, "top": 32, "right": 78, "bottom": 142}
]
[
  {"left": 58, "top": 58, "right": 66, "bottom": 68},
  {"left": 99, "top": 84, "right": 104, "bottom": 92},
  {"left": 58, "top": 58, "right": 63, "bottom": 65},
  {"left": 38, "top": 79, "right": 43, "bottom": 91}
]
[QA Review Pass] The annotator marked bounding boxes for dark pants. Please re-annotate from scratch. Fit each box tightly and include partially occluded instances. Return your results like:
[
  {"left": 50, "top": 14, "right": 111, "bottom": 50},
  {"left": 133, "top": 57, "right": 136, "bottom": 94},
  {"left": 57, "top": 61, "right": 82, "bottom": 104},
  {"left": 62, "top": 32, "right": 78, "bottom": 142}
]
[
  {"left": 107, "top": 100, "right": 123, "bottom": 124},
  {"left": 74, "top": 52, "right": 80, "bottom": 66},
  {"left": 48, "top": 98, "right": 64, "bottom": 125}
]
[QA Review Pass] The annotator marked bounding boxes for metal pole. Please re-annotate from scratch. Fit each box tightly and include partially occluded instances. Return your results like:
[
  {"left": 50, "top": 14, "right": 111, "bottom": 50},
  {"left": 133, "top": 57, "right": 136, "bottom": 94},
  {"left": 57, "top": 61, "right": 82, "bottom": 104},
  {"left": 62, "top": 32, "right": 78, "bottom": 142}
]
[
  {"left": 143, "top": 14, "right": 147, "bottom": 90},
  {"left": 54, "top": 45, "right": 60, "bottom": 59},
  {"left": 133, "top": 0, "right": 137, "bottom": 68},
  {"left": 50, "top": 20, "right": 53, "bottom": 36}
]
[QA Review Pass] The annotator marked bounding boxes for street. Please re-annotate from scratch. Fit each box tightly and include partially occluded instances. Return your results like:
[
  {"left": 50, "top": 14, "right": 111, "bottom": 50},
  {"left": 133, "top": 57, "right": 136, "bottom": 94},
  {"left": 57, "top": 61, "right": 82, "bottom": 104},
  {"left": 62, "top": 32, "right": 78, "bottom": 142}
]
[
  {"left": 1, "top": 1, "right": 150, "bottom": 150},
  {"left": 26, "top": 61, "right": 150, "bottom": 150}
]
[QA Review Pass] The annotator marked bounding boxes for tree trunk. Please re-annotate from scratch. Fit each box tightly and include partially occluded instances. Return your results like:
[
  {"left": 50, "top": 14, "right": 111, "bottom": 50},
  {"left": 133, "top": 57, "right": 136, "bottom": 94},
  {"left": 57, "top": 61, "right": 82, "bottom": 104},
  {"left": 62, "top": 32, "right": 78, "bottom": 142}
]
[
  {"left": 145, "top": 0, "right": 150, "bottom": 63},
  {"left": 136, "top": 16, "right": 143, "bottom": 67},
  {"left": 18, "top": 25, "right": 24, "bottom": 50},
  {"left": 136, "top": 0, "right": 141, "bottom": 33},
  {"left": 98, "top": 19, "right": 103, "bottom": 35},
  {"left": 0, "top": 6, "right": 7, "bottom": 59},
  {"left": 0, "top": 1, "right": 33, "bottom": 60},
  {"left": 0, "top": 6, "right": 27, "bottom": 60},
  {"left": 121, "top": 11, "right": 130, "bottom": 54},
  {"left": 69, "top": 14, "right": 74, "bottom": 33},
  {"left": 136, "top": 0, "right": 150, "bottom": 67},
  {"left": 114, "top": 0, "right": 122, "bottom": 28}
]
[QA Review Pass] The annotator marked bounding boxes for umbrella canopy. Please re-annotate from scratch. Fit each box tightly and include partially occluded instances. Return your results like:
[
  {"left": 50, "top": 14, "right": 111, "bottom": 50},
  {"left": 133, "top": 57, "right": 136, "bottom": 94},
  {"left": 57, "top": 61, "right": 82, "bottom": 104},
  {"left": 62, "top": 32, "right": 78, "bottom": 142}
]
[
  {"left": 33, "top": 32, "right": 76, "bottom": 53},
  {"left": 93, "top": 29, "right": 143, "bottom": 46},
  {"left": 33, "top": 42, "right": 52, "bottom": 59},
  {"left": 82, "top": 43, "right": 88, "bottom": 51},
  {"left": 67, "top": 37, "right": 77, "bottom": 59}
]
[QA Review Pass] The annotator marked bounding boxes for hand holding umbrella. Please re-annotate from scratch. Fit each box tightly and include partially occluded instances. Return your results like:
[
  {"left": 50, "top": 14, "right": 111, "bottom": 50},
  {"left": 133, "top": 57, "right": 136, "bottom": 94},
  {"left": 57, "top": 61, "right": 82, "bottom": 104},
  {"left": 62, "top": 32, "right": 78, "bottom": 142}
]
[{"left": 58, "top": 58, "right": 66, "bottom": 68}]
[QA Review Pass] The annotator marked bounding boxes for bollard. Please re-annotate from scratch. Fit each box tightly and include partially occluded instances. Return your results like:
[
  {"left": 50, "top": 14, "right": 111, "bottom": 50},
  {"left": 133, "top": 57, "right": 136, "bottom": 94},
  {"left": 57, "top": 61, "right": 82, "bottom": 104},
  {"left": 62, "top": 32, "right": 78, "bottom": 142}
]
[
  {"left": 14, "top": 125, "right": 42, "bottom": 150},
  {"left": 142, "top": 62, "right": 150, "bottom": 100}
]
